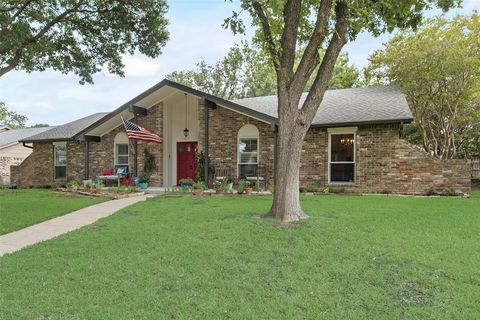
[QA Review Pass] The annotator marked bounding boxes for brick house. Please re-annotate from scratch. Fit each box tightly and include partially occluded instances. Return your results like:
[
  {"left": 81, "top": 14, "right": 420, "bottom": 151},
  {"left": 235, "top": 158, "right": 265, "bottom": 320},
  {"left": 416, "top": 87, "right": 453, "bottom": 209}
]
[{"left": 12, "top": 79, "right": 471, "bottom": 194}]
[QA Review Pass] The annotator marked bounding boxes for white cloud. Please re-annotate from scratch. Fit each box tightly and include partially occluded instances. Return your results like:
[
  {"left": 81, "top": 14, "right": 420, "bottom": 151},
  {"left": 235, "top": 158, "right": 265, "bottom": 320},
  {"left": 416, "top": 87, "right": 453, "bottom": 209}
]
[{"left": 121, "top": 56, "right": 162, "bottom": 77}]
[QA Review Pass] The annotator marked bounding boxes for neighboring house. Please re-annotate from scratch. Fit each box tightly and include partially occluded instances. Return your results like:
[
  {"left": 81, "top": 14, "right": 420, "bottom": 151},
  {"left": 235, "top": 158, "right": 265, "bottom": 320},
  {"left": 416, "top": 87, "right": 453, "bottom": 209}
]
[
  {"left": 0, "top": 126, "right": 52, "bottom": 184},
  {"left": 13, "top": 79, "right": 471, "bottom": 194}
]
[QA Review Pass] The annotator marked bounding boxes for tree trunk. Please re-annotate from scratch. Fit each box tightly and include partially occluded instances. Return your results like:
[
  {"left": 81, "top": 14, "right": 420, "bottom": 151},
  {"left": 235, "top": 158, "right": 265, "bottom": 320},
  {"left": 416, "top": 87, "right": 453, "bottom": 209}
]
[{"left": 268, "top": 106, "right": 309, "bottom": 223}]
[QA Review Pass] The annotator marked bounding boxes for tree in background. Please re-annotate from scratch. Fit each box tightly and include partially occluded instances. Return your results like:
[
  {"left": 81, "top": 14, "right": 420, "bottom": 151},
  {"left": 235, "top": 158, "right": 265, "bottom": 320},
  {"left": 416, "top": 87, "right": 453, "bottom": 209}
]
[
  {"left": 366, "top": 14, "right": 480, "bottom": 159},
  {"left": 223, "top": 0, "right": 458, "bottom": 222},
  {"left": 167, "top": 42, "right": 360, "bottom": 99},
  {"left": 0, "top": 0, "right": 169, "bottom": 84},
  {"left": 30, "top": 123, "right": 50, "bottom": 128},
  {"left": 0, "top": 102, "right": 27, "bottom": 128}
]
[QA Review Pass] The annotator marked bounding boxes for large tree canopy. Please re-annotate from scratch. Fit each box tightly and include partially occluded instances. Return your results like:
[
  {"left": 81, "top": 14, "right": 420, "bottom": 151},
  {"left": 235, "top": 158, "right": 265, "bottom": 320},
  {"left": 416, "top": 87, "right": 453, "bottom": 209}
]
[
  {"left": 167, "top": 43, "right": 360, "bottom": 99},
  {"left": 224, "top": 0, "right": 459, "bottom": 222},
  {"left": 0, "top": 102, "right": 27, "bottom": 128},
  {"left": 0, "top": 0, "right": 169, "bottom": 83},
  {"left": 366, "top": 14, "right": 480, "bottom": 159}
]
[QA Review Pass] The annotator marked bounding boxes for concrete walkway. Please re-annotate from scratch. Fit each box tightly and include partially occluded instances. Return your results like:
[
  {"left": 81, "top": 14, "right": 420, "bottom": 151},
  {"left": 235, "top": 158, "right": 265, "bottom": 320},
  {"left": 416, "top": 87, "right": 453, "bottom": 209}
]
[{"left": 0, "top": 195, "right": 149, "bottom": 256}]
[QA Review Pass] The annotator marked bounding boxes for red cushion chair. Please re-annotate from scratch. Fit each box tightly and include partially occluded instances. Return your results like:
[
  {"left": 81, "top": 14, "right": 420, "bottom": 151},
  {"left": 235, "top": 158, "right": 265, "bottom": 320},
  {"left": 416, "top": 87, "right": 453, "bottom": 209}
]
[{"left": 103, "top": 169, "right": 114, "bottom": 175}]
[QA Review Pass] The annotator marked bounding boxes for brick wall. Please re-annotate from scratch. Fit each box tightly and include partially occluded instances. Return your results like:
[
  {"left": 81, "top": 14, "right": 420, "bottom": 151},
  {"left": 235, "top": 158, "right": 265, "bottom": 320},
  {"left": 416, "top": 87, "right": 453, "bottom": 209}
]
[
  {"left": 198, "top": 104, "right": 275, "bottom": 182},
  {"left": 12, "top": 104, "right": 164, "bottom": 187},
  {"left": 298, "top": 124, "right": 470, "bottom": 194},
  {"left": 12, "top": 102, "right": 470, "bottom": 194}
]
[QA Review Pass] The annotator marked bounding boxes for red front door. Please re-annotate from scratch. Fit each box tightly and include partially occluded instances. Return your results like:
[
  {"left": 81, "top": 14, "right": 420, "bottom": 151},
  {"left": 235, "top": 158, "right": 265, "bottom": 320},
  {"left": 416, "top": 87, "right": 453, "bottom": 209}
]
[{"left": 177, "top": 141, "right": 197, "bottom": 185}]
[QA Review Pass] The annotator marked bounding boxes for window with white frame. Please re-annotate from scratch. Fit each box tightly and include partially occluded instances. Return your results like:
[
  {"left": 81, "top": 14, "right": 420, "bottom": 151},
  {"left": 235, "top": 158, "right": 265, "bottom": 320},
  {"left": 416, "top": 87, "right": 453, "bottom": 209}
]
[
  {"left": 114, "top": 132, "right": 129, "bottom": 168},
  {"left": 328, "top": 129, "right": 356, "bottom": 183},
  {"left": 53, "top": 142, "right": 67, "bottom": 180},
  {"left": 238, "top": 124, "right": 259, "bottom": 179}
]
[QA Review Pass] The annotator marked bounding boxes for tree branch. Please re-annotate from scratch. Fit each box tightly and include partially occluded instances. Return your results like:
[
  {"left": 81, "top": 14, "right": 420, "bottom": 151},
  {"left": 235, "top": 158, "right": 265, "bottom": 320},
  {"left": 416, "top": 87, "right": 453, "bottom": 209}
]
[
  {"left": 291, "top": 0, "right": 334, "bottom": 95},
  {"left": 251, "top": 1, "right": 280, "bottom": 71},
  {"left": 280, "top": 0, "right": 302, "bottom": 82},
  {"left": 300, "top": 0, "right": 348, "bottom": 124}
]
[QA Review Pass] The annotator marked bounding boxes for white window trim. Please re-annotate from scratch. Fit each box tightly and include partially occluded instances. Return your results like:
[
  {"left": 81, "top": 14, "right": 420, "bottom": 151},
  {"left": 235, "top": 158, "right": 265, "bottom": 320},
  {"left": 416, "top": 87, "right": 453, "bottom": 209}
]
[
  {"left": 327, "top": 128, "right": 357, "bottom": 184},
  {"left": 237, "top": 125, "right": 260, "bottom": 178},
  {"left": 114, "top": 132, "right": 129, "bottom": 167},
  {"left": 114, "top": 143, "right": 129, "bottom": 166},
  {"left": 53, "top": 142, "right": 67, "bottom": 180}
]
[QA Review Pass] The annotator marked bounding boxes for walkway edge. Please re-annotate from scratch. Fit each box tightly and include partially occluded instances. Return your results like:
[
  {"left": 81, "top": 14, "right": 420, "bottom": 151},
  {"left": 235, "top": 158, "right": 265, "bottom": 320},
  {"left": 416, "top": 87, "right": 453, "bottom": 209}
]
[{"left": 0, "top": 195, "right": 149, "bottom": 256}]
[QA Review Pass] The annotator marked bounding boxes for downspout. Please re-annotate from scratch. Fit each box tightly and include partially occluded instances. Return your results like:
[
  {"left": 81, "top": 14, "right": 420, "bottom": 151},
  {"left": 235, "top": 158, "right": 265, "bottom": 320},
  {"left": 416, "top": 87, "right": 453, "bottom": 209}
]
[{"left": 22, "top": 142, "right": 33, "bottom": 149}]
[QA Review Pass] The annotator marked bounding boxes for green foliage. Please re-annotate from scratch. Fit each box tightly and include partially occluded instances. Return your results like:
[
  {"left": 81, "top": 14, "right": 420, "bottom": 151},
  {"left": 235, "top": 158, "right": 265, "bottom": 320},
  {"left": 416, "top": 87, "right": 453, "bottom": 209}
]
[
  {"left": 366, "top": 14, "right": 480, "bottom": 159},
  {"left": 143, "top": 148, "right": 156, "bottom": 176},
  {"left": 425, "top": 187, "right": 438, "bottom": 196},
  {"left": 0, "top": 102, "right": 27, "bottom": 128},
  {"left": 380, "top": 188, "right": 392, "bottom": 195},
  {"left": 167, "top": 42, "right": 361, "bottom": 99},
  {"left": 0, "top": 0, "right": 169, "bottom": 83},
  {"left": 195, "top": 151, "right": 214, "bottom": 183},
  {"left": 29, "top": 123, "right": 50, "bottom": 128},
  {"left": 237, "top": 179, "right": 247, "bottom": 194},
  {"left": 192, "top": 181, "right": 206, "bottom": 191},
  {"left": 442, "top": 188, "right": 458, "bottom": 197}
]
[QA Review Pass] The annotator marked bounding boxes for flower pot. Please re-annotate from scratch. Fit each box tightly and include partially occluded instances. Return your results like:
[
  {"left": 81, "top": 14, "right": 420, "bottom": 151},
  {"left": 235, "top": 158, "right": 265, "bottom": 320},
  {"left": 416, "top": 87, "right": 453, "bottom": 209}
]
[
  {"left": 193, "top": 188, "right": 203, "bottom": 196},
  {"left": 245, "top": 187, "right": 253, "bottom": 194},
  {"left": 140, "top": 182, "right": 149, "bottom": 190}
]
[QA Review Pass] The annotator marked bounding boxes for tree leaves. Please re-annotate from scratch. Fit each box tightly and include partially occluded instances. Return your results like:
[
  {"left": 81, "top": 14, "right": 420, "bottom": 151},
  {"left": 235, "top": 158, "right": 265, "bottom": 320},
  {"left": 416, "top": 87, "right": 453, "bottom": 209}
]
[
  {"left": 0, "top": 0, "right": 169, "bottom": 83},
  {"left": 366, "top": 14, "right": 480, "bottom": 159}
]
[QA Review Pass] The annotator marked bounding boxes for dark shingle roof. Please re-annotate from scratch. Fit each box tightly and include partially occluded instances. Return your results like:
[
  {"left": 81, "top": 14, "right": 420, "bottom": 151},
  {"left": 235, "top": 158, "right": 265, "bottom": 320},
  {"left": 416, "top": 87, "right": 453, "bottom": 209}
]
[
  {"left": 21, "top": 112, "right": 109, "bottom": 142},
  {"left": 231, "top": 86, "right": 412, "bottom": 126},
  {"left": 0, "top": 127, "right": 53, "bottom": 148}
]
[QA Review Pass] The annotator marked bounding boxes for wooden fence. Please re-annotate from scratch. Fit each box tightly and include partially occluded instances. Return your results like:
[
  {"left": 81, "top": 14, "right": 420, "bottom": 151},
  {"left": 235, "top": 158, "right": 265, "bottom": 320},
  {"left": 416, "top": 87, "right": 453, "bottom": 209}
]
[{"left": 472, "top": 155, "right": 480, "bottom": 178}]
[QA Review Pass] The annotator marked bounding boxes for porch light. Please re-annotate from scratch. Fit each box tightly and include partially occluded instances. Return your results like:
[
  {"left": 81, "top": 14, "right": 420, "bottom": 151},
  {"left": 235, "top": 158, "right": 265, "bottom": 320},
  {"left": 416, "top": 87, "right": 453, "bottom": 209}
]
[{"left": 183, "top": 93, "right": 189, "bottom": 138}]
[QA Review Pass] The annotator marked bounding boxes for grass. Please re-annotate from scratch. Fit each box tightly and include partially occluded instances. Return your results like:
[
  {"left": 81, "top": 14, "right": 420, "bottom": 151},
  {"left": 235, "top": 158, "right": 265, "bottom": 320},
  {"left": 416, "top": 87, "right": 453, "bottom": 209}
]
[
  {"left": 0, "top": 188, "right": 106, "bottom": 235},
  {"left": 0, "top": 191, "right": 479, "bottom": 319}
]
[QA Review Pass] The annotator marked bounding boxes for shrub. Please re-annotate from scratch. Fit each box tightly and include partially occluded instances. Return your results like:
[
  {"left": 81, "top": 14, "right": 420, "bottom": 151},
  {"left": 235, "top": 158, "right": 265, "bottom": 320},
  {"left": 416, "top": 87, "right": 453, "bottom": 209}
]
[
  {"left": 380, "top": 188, "right": 392, "bottom": 194},
  {"left": 425, "top": 187, "right": 437, "bottom": 196},
  {"left": 253, "top": 180, "right": 261, "bottom": 192},
  {"left": 441, "top": 188, "right": 457, "bottom": 196}
]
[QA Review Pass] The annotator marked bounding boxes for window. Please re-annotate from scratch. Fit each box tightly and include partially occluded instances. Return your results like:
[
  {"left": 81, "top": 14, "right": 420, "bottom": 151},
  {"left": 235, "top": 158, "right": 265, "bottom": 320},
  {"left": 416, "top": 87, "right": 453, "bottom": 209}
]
[
  {"left": 114, "top": 132, "right": 129, "bottom": 168},
  {"left": 53, "top": 142, "right": 66, "bottom": 180},
  {"left": 238, "top": 124, "right": 259, "bottom": 179},
  {"left": 328, "top": 130, "right": 356, "bottom": 183}
]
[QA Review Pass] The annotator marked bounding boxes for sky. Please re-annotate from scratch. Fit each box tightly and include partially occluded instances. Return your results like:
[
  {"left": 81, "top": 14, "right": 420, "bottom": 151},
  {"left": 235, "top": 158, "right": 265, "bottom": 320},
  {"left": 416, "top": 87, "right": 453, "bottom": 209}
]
[{"left": 0, "top": 0, "right": 478, "bottom": 126}]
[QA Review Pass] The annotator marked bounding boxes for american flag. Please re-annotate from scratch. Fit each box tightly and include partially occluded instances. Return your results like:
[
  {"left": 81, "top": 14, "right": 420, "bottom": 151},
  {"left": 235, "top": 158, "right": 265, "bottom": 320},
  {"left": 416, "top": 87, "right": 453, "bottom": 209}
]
[{"left": 121, "top": 117, "right": 162, "bottom": 144}]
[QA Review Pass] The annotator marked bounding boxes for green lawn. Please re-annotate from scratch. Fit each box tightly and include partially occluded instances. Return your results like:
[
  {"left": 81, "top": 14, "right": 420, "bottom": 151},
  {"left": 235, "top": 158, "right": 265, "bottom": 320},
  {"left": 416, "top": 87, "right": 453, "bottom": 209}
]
[
  {"left": 0, "top": 188, "right": 106, "bottom": 235},
  {"left": 0, "top": 191, "right": 479, "bottom": 319}
]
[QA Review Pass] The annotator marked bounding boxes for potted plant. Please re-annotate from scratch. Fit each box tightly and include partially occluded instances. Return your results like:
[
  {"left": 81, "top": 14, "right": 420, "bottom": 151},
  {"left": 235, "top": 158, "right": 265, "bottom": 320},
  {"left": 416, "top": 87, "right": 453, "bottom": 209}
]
[
  {"left": 237, "top": 179, "right": 246, "bottom": 194},
  {"left": 192, "top": 181, "right": 206, "bottom": 196},
  {"left": 253, "top": 180, "right": 261, "bottom": 193},
  {"left": 224, "top": 176, "right": 233, "bottom": 193},
  {"left": 213, "top": 180, "right": 224, "bottom": 194},
  {"left": 245, "top": 181, "right": 253, "bottom": 194},
  {"left": 139, "top": 174, "right": 150, "bottom": 190},
  {"left": 179, "top": 178, "right": 194, "bottom": 187}
]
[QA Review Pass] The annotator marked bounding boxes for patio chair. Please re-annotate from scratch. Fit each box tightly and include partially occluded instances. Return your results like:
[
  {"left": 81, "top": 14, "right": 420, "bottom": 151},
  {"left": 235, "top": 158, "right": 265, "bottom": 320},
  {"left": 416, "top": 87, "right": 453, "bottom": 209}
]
[
  {"left": 214, "top": 167, "right": 232, "bottom": 181},
  {"left": 246, "top": 166, "right": 268, "bottom": 190}
]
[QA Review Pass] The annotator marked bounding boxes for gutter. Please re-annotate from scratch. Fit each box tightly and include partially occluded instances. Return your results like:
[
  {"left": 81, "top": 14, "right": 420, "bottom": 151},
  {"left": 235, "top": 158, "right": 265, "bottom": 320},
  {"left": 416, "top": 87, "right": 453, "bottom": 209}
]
[{"left": 22, "top": 142, "right": 33, "bottom": 149}]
